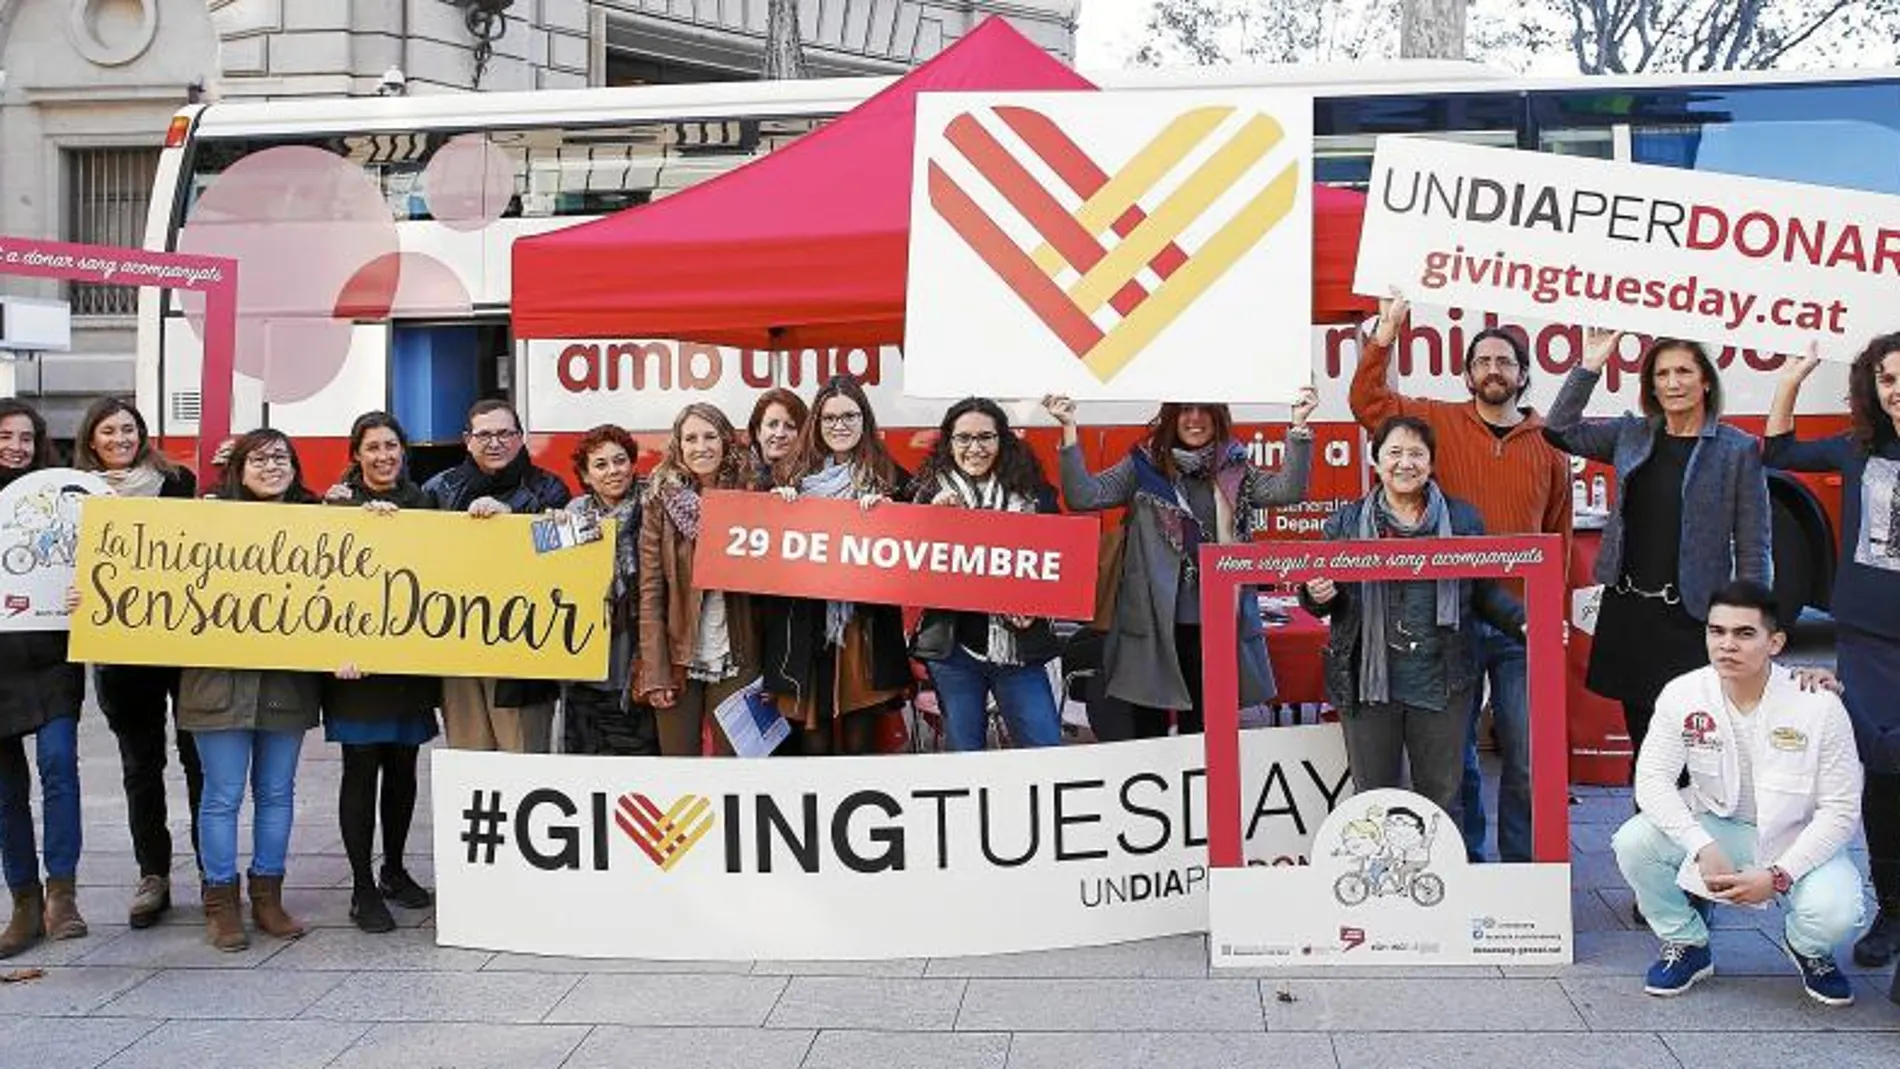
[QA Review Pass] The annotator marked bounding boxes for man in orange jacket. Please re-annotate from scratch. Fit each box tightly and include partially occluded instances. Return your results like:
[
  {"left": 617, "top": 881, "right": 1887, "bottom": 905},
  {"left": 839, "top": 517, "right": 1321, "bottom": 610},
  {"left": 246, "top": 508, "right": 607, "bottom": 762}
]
[{"left": 1349, "top": 294, "right": 1573, "bottom": 862}]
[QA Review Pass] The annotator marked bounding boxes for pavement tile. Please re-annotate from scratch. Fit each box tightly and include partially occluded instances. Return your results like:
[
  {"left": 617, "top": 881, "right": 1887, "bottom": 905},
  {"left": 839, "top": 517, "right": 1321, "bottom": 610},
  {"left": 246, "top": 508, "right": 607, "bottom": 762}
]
[
  {"left": 326, "top": 1022, "right": 591, "bottom": 1068},
  {"left": 1560, "top": 976, "right": 1900, "bottom": 1030},
  {"left": 482, "top": 952, "right": 755, "bottom": 974},
  {"left": 98, "top": 1019, "right": 369, "bottom": 1069},
  {"left": 560, "top": 1025, "right": 814, "bottom": 1069},
  {"left": 1006, "top": 1032, "right": 1337, "bottom": 1069},
  {"left": 923, "top": 935, "right": 1208, "bottom": 978},
  {"left": 77, "top": 921, "right": 292, "bottom": 969},
  {"left": 955, "top": 979, "right": 1262, "bottom": 1032},
  {"left": 1663, "top": 1031, "right": 1900, "bottom": 1069},
  {"left": 0, "top": 1015, "right": 158, "bottom": 1069},
  {"left": 98, "top": 966, "right": 345, "bottom": 1018},
  {"left": 1501, "top": 928, "right": 1795, "bottom": 978},
  {"left": 803, "top": 1030, "right": 1009, "bottom": 1069},
  {"left": 543, "top": 973, "right": 790, "bottom": 1027},
  {"left": 0, "top": 925, "right": 128, "bottom": 967},
  {"left": 1332, "top": 1032, "right": 1678, "bottom": 1069},
  {"left": 259, "top": 926, "right": 493, "bottom": 971},
  {"left": 751, "top": 957, "right": 928, "bottom": 977},
  {"left": 0, "top": 966, "right": 152, "bottom": 1016},
  {"left": 765, "top": 976, "right": 965, "bottom": 1030},
  {"left": 1261, "top": 979, "right": 1586, "bottom": 1032},
  {"left": 301, "top": 970, "right": 580, "bottom": 1023}
]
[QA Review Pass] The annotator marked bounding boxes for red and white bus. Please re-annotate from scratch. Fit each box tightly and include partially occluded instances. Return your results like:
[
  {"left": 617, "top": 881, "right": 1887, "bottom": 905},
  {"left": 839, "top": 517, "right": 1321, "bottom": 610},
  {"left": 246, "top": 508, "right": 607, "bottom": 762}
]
[{"left": 139, "top": 64, "right": 1880, "bottom": 617}]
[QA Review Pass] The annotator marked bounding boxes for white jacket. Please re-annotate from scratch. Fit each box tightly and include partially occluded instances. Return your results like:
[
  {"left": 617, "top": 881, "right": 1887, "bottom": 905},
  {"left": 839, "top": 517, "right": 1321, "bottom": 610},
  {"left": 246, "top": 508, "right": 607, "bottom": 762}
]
[{"left": 1636, "top": 665, "right": 1863, "bottom": 881}]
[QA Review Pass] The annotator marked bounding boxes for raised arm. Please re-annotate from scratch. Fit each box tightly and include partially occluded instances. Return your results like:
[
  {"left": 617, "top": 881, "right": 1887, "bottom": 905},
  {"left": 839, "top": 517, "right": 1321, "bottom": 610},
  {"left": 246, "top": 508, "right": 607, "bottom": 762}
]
[
  {"left": 1246, "top": 387, "right": 1317, "bottom": 507},
  {"left": 1762, "top": 350, "right": 1850, "bottom": 472},
  {"left": 1542, "top": 328, "right": 1628, "bottom": 463},
  {"left": 1044, "top": 394, "right": 1137, "bottom": 511},
  {"left": 1348, "top": 294, "right": 1415, "bottom": 431}
]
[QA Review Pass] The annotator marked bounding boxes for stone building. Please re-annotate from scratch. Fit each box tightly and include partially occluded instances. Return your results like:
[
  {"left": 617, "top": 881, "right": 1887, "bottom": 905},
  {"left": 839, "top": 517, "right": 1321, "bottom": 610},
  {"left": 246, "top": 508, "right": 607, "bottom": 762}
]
[{"left": 0, "top": 0, "right": 1077, "bottom": 435}]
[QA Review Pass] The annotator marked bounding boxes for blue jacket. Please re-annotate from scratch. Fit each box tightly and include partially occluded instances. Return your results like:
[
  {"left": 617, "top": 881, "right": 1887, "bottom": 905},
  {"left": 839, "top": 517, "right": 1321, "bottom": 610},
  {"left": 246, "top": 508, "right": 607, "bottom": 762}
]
[{"left": 1542, "top": 368, "right": 1771, "bottom": 620}]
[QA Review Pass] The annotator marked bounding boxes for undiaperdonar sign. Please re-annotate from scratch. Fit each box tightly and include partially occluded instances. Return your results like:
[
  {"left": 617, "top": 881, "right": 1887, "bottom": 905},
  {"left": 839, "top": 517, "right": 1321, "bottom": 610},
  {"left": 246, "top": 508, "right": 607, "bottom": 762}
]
[{"left": 70, "top": 498, "right": 613, "bottom": 681}]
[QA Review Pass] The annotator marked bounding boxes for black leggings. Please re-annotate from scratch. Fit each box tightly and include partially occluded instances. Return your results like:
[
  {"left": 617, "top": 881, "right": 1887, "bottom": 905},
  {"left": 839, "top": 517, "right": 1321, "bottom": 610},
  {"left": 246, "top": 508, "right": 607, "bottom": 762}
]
[
  {"left": 1130, "top": 624, "right": 1205, "bottom": 739},
  {"left": 1866, "top": 770, "right": 1900, "bottom": 904},
  {"left": 338, "top": 744, "right": 420, "bottom": 892}
]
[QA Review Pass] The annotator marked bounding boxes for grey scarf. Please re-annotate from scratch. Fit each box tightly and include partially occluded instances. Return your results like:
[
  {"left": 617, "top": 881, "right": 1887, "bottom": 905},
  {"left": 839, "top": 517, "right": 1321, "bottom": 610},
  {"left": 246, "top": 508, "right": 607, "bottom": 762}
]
[
  {"left": 942, "top": 469, "right": 1029, "bottom": 666},
  {"left": 1354, "top": 482, "right": 1460, "bottom": 706},
  {"left": 799, "top": 460, "right": 860, "bottom": 646}
]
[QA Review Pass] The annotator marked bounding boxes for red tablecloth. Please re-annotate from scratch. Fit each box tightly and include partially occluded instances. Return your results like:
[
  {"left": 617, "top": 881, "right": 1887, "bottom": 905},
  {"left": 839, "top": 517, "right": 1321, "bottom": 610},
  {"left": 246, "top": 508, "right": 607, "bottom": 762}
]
[{"left": 1262, "top": 598, "right": 1327, "bottom": 706}]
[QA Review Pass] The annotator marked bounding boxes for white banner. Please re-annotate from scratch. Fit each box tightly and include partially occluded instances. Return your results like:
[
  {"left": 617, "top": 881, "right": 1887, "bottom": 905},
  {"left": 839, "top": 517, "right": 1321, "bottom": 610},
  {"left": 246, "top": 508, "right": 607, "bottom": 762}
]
[
  {"left": 904, "top": 90, "right": 1314, "bottom": 402},
  {"left": 433, "top": 728, "right": 1350, "bottom": 960},
  {"left": 1209, "top": 789, "right": 1572, "bottom": 967},
  {"left": 0, "top": 468, "right": 109, "bottom": 631},
  {"left": 1355, "top": 136, "right": 1899, "bottom": 362}
]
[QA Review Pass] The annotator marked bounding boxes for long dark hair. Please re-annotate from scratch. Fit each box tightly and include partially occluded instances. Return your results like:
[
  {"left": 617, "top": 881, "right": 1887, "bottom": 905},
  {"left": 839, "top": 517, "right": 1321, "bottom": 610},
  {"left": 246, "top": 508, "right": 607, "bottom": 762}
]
[
  {"left": 1639, "top": 338, "right": 1723, "bottom": 420},
  {"left": 1142, "top": 403, "right": 1235, "bottom": 479},
  {"left": 342, "top": 410, "right": 412, "bottom": 487},
  {"left": 74, "top": 397, "right": 178, "bottom": 475},
  {"left": 780, "top": 375, "right": 900, "bottom": 493},
  {"left": 217, "top": 428, "right": 317, "bottom": 503},
  {"left": 1848, "top": 333, "right": 1900, "bottom": 454},
  {"left": 917, "top": 397, "right": 1049, "bottom": 501},
  {"left": 0, "top": 398, "right": 56, "bottom": 473}
]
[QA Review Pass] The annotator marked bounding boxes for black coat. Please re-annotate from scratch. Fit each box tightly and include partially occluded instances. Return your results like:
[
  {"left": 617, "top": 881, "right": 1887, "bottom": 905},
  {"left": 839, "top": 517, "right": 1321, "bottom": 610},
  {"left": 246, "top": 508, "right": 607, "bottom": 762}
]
[
  {"left": 320, "top": 476, "right": 442, "bottom": 722},
  {"left": 0, "top": 631, "right": 82, "bottom": 742}
]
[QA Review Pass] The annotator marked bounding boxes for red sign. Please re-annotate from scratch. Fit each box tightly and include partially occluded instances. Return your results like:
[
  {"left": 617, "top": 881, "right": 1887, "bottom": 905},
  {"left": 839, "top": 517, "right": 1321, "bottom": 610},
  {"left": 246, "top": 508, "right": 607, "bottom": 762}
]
[
  {"left": 1198, "top": 535, "right": 1571, "bottom": 865},
  {"left": 693, "top": 490, "right": 1099, "bottom": 619}
]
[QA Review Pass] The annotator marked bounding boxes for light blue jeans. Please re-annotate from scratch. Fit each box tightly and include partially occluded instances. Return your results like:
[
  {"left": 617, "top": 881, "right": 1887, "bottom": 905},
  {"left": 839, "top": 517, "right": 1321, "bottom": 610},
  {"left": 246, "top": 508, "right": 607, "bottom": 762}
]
[
  {"left": 193, "top": 729, "right": 305, "bottom": 886},
  {"left": 1612, "top": 810, "right": 1864, "bottom": 957}
]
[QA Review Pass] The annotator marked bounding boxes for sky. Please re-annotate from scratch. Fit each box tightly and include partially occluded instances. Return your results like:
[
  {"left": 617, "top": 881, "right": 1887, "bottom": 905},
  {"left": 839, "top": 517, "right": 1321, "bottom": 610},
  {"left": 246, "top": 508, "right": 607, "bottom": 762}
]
[{"left": 1072, "top": 0, "right": 1894, "bottom": 74}]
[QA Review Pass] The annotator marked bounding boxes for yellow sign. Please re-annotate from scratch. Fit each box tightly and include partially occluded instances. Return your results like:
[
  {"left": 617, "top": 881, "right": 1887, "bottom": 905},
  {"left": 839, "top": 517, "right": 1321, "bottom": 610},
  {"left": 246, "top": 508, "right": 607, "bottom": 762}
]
[{"left": 70, "top": 498, "right": 613, "bottom": 681}]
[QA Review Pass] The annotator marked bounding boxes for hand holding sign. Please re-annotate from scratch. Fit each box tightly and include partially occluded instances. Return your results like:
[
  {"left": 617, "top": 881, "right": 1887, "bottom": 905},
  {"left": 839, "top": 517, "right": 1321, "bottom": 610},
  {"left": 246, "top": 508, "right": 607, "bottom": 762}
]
[
  {"left": 1304, "top": 577, "right": 1337, "bottom": 605},
  {"left": 1373, "top": 291, "right": 1410, "bottom": 347},
  {"left": 1781, "top": 343, "right": 1823, "bottom": 386},
  {"left": 1290, "top": 386, "right": 1319, "bottom": 428},
  {"left": 1581, "top": 327, "right": 1623, "bottom": 373}
]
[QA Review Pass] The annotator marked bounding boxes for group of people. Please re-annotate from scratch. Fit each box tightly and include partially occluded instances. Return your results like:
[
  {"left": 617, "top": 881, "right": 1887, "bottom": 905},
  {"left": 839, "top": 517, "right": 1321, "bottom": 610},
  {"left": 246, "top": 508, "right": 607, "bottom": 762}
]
[{"left": 0, "top": 312, "right": 1895, "bottom": 1006}]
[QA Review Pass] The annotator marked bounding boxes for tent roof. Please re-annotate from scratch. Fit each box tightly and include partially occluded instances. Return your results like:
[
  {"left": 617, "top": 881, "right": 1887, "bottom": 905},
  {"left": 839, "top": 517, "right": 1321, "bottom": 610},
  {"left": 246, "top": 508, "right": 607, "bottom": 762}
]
[{"left": 511, "top": 19, "right": 1091, "bottom": 348}]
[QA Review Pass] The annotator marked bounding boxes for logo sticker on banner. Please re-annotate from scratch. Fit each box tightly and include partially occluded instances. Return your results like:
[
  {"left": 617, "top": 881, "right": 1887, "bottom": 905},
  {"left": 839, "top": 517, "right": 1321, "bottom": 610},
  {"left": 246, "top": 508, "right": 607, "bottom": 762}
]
[
  {"left": 0, "top": 469, "right": 110, "bottom": 631},
  {"left": 905, "top": 90, "right": 1314, "bottom": 402},
  {"left": 1208, "top": 789, "right": 1572, "bottom": 967},
  {"left": 433, "top": 729, "right": 1352, "bottom": 960}
]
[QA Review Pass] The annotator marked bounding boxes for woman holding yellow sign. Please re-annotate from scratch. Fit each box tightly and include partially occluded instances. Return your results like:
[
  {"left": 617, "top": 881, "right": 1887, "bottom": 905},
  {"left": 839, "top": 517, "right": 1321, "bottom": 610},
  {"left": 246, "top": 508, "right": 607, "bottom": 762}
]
[
  {"left": 322, "top": 412, "right": 440, "bottom": 935},
  {"left": 560, "top": 425, "right": 656, "bottom": 757},
  {"left": 179, "top": 429, "right": 323, "bottom": 952}
]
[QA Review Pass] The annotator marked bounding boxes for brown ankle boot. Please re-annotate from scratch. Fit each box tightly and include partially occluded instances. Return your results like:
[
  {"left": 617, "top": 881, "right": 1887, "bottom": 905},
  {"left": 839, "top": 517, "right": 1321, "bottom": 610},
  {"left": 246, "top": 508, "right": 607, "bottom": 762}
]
[
  {"left": 247, "top": 874, "right": 306, "bottom": 940},
  {"left": 0, "top": 885, "right": 45, "bottom": 959},
  {"left": 201, "top": 881, "right": 249, "bottom": 952},
  {"left": 43, "top": 877, "right": 88, "bottom": 941}
]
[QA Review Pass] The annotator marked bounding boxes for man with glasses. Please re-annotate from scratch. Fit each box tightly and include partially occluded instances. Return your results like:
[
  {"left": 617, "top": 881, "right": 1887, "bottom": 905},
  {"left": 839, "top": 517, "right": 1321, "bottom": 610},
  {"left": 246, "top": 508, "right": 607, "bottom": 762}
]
[
  {"left": 1350, "top": 294, "right": 1573, "bottom": 864},
  {"left": 423, "top": 400, "right": 572, "bottom": 753}
]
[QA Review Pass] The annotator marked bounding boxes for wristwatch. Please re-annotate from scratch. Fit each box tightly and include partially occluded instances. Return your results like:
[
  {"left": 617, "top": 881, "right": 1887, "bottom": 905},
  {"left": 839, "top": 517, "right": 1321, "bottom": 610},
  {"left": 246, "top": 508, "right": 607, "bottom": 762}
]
[{"left": 1769, "top": 865, "right": 1793, "bottom": 894}]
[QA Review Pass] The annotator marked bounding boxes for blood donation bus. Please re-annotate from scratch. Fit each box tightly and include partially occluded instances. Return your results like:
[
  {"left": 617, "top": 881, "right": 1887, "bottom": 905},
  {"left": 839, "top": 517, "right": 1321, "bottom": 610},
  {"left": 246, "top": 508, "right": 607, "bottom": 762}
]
[{"left": 137, "top": 64, "right": 1887, "bottom": 620}]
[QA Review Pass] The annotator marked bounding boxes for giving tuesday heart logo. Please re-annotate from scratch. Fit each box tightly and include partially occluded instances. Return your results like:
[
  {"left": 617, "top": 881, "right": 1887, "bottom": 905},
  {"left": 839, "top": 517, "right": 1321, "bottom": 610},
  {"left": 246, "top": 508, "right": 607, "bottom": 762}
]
[
  {"left": 926, "top": 104, "right": 1300, "bottom": 383},
  {"left": 615, "top": 792, "right": 715, "bottom": 872}
]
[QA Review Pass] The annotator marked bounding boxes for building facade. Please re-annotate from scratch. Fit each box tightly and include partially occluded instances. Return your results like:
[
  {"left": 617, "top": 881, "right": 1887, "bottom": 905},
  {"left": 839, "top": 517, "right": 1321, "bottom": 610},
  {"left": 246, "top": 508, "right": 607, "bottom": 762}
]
[{"left": 0, "top": 0, "right": 1076, "bottom": 435}]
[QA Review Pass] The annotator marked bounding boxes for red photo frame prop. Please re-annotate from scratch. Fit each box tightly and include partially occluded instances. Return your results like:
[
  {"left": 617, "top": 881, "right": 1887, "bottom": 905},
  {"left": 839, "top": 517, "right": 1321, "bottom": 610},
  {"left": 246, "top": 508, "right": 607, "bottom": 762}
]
[
  {"left": 0, "top": 237, "right": 236, "bottom": 483},
  {"left": 1198, "top": 535, "right": 1570, "bottom": 866}
]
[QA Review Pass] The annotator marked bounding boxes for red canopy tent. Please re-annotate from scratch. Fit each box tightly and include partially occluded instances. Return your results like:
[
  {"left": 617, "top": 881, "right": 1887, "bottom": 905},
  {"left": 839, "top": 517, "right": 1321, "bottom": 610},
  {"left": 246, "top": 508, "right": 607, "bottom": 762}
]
[{"left": 511, "top": 19, "right": 1373, "bottom": 348}]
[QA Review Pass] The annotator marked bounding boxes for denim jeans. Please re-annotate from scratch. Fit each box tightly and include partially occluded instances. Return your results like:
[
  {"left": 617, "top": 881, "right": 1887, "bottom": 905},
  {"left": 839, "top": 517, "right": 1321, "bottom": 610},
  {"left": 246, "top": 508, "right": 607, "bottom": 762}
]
[
  {"left": 1459, "top": 622, "right": 1532, "bottom": 863},
  {"left": 926, "top": 646, "right": 1062, "bottom": 751},
  {"left": 0, "top": 716, "right": 82, "bottom": 890},
  {"left": 194, "top": 729, "right": 305, "bottom": 886},
  {"left": 1613, "top": 810, "right": 1864, "bottom": 957}
]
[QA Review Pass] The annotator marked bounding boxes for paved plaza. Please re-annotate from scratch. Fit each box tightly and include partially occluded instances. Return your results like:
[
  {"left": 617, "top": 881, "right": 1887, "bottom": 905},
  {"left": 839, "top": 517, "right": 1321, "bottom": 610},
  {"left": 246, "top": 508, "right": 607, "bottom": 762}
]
[{"left": 2, "top": 700, "right": 1897, "bottom": 1069}]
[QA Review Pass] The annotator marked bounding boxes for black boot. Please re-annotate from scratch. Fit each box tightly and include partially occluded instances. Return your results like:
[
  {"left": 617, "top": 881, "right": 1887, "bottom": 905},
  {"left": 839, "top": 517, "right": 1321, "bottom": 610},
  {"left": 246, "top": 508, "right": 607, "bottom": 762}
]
[
  {"left": 1854, "top": 862, "right": 1900, "bottom": 968},
  {"left": 350, "top": 887, "right": 396, "bottom": 934}
]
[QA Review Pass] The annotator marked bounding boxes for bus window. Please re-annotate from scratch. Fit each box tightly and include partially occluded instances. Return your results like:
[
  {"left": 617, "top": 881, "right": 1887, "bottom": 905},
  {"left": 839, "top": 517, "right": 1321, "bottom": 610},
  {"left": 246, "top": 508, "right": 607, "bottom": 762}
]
[{"left": 1315, "top": 91, "right": 1523, "bottom": 190}]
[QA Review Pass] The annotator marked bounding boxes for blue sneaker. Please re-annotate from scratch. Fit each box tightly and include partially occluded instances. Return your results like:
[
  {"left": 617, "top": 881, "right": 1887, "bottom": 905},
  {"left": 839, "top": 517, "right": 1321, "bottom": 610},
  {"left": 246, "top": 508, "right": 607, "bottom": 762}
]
[
  {"left": 1644, "top": 941, "right": 1714, "bottom": 996},
  {"left": 1782, "top": 937, "right": 1855, "bottom": 1006}
]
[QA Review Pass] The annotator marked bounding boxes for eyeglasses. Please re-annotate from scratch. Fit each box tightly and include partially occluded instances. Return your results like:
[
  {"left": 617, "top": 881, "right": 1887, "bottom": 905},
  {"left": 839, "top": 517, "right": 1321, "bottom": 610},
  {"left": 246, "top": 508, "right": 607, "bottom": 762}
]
[
  {"left": 468, "top": 430, "right": 520, "bottom": 445},
  {"left": 1468, "top": 355, "right": 1520, "bottom": 371},
  {"left": 951, "top": 432, "right": 1000, "bottom": 448},
  {"left": 245, "top": 452, "right": 293, "bottom": 469},
  {"left": 819, "top": 412, "right": 864, "bottom": 429}
]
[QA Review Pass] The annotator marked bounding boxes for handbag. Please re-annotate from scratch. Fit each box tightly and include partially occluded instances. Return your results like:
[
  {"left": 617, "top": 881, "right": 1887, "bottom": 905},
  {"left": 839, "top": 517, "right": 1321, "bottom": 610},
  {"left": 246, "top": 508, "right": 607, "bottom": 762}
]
[{"left": 1090, "top": 510, "right": 1130, "bottom": 632}]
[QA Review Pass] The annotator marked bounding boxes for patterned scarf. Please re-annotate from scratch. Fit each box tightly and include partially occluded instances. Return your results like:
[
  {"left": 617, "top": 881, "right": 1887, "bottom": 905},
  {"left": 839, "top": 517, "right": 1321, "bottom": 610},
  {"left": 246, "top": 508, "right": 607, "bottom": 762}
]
[
  {"left": 799, "top": 460, "right": 861, "bottom": 646},
  {"left": 101, "top": 464, "right": 167, "bottom": 498},
  {"left": 941, "top": 468, "right": 1033, "bottom": 666},
  {"left": 1353, "top": 482, "right": 1460, "bottom": 706},
  {"left": 656, "top": 479, "right": 701, "bottom": 541},
  {"left": 1133, "top": 441, "right": 1254, "bottom": 566}
]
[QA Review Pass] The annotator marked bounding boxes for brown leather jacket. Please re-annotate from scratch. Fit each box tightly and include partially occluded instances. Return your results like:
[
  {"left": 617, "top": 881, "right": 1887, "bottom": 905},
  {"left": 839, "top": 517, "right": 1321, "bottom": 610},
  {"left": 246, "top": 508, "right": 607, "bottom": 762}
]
[{"left": 636, "top": 491, "right": 758, "bottom": 697}]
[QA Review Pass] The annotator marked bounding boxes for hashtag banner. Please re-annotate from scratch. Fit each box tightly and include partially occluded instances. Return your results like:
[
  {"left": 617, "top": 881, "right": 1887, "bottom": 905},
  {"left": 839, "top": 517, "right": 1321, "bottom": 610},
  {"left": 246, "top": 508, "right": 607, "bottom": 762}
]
[
  {"left": 904, "top": 90, "right": 1314, "bottom": 403},
  {"left": 614, "top": 792, "right": 715, "bottom": 872}
]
